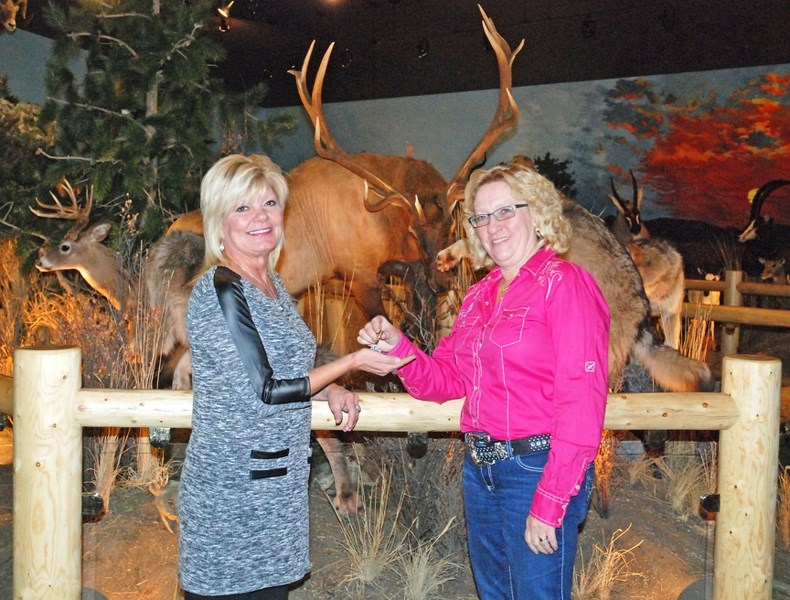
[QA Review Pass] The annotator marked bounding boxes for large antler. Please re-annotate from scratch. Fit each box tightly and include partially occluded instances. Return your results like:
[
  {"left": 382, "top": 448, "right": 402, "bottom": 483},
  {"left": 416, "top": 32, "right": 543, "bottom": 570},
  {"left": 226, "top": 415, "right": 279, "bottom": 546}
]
[
  {"left": 30, "top": 179, "right": 94, "bottom": 241},
  {"left": 446, "top": 5, "right": 525, "bottom": 210},
  {"left": 289, "top": 42, "right": 422, "bottom": 222}
]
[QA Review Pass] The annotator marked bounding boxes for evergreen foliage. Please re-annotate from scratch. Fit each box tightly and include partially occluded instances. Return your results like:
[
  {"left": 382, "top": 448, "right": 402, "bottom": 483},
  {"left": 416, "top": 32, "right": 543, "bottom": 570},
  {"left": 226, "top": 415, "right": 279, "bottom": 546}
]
[
  {"left": 37, "top": 0, "right": 295, "bottom": 241},
  {"left": 0, "top": 73, "right": 56, "bottom": 254},
  {"left": 533, "top": 152, "right": 578, "bottom": 200}
]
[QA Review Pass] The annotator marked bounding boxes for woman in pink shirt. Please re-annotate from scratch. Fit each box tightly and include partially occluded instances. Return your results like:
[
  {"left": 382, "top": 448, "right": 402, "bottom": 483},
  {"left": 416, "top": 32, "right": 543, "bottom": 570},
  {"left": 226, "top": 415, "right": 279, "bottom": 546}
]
[{"left": 359, "top": 158, "right": 610, "bottom": 600}]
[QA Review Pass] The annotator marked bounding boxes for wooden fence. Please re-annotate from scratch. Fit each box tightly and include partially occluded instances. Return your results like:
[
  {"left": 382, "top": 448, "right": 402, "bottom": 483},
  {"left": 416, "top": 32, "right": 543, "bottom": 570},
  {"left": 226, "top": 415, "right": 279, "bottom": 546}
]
[{"left": 0, "top": 348, "right": 783, "bottom": 600}]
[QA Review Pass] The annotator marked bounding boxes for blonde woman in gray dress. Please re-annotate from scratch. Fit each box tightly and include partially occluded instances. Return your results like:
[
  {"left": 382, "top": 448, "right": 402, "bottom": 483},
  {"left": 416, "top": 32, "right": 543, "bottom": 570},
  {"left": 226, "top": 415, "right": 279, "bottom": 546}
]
[{"left": 178, "top": 154, "right": 410, "bottom": 600}]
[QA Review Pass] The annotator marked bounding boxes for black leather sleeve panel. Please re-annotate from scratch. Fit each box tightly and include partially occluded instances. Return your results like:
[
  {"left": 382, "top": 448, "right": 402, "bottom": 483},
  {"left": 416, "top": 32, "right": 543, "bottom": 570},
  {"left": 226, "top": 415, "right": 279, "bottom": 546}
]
[{"left": 213, "top": 266, "right": 311, "bottom": 405}]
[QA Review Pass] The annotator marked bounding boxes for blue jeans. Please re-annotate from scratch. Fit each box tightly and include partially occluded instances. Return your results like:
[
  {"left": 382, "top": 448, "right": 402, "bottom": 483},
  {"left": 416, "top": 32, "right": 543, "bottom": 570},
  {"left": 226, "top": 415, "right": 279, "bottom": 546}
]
[{"left": 463, "top": 451, "right": 594, "bottom": 600}]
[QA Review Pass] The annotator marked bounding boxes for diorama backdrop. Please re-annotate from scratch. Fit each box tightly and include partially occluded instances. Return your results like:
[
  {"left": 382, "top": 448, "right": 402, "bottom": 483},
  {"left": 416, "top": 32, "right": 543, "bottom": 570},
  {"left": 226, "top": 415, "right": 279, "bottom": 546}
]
[{"left": 2, "top": 29, "right": 788, "bottom": 228}]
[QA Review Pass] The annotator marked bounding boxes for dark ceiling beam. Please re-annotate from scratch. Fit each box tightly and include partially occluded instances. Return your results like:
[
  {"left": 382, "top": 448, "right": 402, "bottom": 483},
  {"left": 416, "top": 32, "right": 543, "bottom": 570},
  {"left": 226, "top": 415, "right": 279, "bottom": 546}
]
[{"left": 17, "top": 0, "right": 790, "bottom": 108}]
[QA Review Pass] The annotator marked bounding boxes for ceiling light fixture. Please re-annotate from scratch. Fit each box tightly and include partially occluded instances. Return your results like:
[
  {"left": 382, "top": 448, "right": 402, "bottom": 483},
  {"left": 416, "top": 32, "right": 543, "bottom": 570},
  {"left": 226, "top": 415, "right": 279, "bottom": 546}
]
[
  {"left": 217, "top": 1, "right": 235, "bottom": 19},
  {"left": 418, "top": 38, "right": 429, "bottom": 59},
  {"left": 217, "top": 0, "right": 234, "bottom": 32}
]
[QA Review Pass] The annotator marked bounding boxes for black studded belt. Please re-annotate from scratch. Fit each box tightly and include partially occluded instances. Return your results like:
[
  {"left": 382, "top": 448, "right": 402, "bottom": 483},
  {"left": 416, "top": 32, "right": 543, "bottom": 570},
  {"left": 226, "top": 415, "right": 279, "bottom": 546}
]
[{"left": 465, "top": 432, "right": 551, "bottom": 467}]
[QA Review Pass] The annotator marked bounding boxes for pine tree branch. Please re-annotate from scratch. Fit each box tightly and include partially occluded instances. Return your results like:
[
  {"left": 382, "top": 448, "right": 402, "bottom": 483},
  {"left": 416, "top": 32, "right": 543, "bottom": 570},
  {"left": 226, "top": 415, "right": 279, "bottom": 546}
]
[
  {"left": 96, "top": 12, "right": 152, "bottom": 21},
  {"left": 46, "top": 97, "right": 150, "bottom": 134},
  {"left": 35, "top": 148, "right": 120, "bottom": 166},
  {"left": 165, "top": 23, "right": 202, "bottom": 63},
  {"left": 67, "top": 32, "right": 139, "bottom": 58}
]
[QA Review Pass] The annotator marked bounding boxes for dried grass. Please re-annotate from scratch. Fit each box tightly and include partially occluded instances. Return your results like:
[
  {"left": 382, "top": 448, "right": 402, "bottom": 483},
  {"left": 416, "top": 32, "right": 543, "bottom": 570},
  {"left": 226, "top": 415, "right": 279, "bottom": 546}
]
[
  {"left": 333, "top": 465, "right": 410, "bottom": 590},
  {"left": 364, "top": 434, "right": 468, "bottom": 559},
  {"left": 623, "top": 454, "right": 660, "bottom": 495},
  {"left": 682, "top": 305, "right": 713, "bottom": 363},
  {"left": 779, "top": 466, "right": 790, "bottom": 551},
  {"left": 572, "top": 526, "right": 645, "bottom": 600},
  {"left": 593, "top": 430, "right": 618, "bottom": 518},
  {"left": 655, "top": 456, "right": 708, "bottom": 521},
  {"left": 398, "top": 518, "right": 466, "bottom": 600},
  {"left": 88, "top": 427, "right": 128, "bottom": 513}
]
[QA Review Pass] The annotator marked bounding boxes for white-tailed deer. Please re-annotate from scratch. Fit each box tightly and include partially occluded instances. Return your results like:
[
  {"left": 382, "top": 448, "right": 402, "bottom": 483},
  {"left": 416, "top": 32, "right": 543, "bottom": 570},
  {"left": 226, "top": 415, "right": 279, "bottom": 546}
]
[
  {"left": 33, "top": 186, "right": 363, "bottom": 515},
  {"left": 0, "top": 0, "right": 26, "bottom": 33},
  {"left": 608, "top": 172, "right": 685, "bottom": 349},
  {"left": 33, "top": 181, "right": 202, "bottom": 393}
]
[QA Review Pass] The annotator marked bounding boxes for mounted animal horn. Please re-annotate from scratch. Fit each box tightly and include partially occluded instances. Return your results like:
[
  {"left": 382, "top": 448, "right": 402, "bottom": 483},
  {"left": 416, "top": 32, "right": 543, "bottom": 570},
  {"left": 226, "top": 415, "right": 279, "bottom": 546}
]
[
  {"left": 445, "top": 5, "right": 524, "bottom": 212},
  {"left": 289, "top": 42, "right": 422, "bottom": 225}
]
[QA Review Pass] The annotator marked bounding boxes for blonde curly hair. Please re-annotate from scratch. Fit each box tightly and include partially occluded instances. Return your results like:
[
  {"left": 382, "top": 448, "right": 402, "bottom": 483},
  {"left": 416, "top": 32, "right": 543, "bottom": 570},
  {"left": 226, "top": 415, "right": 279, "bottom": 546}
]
[{"left": 462, "top": 157, "right": 571, "bottom": 268}]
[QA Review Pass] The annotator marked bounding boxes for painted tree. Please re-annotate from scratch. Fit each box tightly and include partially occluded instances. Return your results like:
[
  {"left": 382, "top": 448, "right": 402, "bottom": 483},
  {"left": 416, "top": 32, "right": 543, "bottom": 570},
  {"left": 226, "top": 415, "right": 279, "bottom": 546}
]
[{"left": 37, "top": 0, "right": 294, "bottom": 240}]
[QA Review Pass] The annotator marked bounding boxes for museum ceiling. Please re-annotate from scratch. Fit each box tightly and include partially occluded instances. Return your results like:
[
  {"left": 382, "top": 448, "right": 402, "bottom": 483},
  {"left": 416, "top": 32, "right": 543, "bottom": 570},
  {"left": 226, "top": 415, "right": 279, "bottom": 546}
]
[{"left": 17, "top": 0, "right": 790, "bottom": 107}]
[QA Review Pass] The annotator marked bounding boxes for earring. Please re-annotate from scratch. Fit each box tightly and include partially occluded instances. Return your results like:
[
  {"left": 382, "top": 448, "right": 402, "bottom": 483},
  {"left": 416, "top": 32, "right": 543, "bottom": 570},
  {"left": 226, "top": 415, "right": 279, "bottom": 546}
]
[
  {"left": 219, "top": 238, "right": 225, "bottom": 253},
  {"left": 535, "top": 228, "right": 543, "bottom": 239}
]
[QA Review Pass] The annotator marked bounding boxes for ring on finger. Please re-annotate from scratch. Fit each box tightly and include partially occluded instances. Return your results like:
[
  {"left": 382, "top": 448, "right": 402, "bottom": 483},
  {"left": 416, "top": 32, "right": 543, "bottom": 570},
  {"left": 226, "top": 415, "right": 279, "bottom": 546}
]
[{"left": 539, "top": 537, "right": 548, "bottom": 544}]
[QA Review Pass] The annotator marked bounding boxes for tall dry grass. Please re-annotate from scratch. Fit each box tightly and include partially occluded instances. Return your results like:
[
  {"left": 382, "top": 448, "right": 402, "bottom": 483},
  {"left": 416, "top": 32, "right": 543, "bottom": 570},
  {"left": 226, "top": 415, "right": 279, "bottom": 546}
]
[
  {"left": 654, "top": 455, "right": 708, "bottom": 521},
  {"left": 592, "top": 430, "right": 619, "bottom": 518},
  {"left": 779, "top": 466, "right": 790, "bottom": 551},
  {"left": 333, "top": 464, "right": 410, "bottom": 592},
  {"left": 572, "top": 526, "right": 645, "bottom": 600},
  {"left": 364, "top": 433, "right": 468, "bottom": 559},
  {"left": 398, "top": 518, "right": 465, "bottom": 600}
]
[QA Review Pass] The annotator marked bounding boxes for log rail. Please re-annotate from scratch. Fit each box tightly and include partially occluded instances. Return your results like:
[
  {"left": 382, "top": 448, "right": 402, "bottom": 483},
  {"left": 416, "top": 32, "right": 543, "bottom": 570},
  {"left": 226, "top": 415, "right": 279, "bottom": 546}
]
[{"left": 0, "top": 348, "right": 783, "bottom": 600}]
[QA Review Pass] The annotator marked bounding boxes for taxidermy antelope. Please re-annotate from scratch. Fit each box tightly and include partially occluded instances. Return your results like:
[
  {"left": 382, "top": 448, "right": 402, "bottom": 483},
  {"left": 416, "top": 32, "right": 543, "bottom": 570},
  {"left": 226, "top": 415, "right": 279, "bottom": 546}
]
[
  {"left": 608, "top": 171, "right": 685, "bottom": 349},
  {"left": 759, "top": 256, "right": 787, "bottom": 284},
  {"left": 437, "top": 159, "right": 711, "bottom": 393},
  {"left": 0, "top": 0, "right": 26, "bottom": 32},
  {"left": 737, "top": 179, "right": 790, "bottom": 244},
  {"left": 737, "top": 179, "right": 790, "bottom": 276}
]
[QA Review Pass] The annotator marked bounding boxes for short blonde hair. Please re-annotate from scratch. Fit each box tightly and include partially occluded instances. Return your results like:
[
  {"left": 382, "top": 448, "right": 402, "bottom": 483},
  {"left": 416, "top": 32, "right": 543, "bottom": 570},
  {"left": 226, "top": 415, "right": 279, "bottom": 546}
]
[
  {"left": 463, "top": 158, "right": 571, "bottom": 267},
  {"left": 200, "top": 154, "right": 289, "bottom": 270}
]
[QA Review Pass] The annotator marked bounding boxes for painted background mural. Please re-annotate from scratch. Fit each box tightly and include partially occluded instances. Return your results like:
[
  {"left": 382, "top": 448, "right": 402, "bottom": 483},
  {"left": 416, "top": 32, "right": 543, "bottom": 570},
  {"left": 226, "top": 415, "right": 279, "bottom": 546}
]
[{"left": 259, "top": 63, "right": 790, "bottom": 229}]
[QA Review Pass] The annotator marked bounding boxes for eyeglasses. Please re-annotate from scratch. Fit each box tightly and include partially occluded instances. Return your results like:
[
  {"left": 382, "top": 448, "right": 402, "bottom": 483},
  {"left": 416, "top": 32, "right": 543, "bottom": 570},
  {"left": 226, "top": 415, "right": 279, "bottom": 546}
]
[{"left": 467, "top": 204, "right": 529, "bottom": 229}]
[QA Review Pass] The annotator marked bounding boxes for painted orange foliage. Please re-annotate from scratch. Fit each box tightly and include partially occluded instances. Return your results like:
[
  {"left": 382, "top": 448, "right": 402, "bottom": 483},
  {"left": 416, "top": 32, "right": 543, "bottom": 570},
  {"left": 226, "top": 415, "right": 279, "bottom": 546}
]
[{"left": 639, "top": 75, "right": 790, "bottom": 226}]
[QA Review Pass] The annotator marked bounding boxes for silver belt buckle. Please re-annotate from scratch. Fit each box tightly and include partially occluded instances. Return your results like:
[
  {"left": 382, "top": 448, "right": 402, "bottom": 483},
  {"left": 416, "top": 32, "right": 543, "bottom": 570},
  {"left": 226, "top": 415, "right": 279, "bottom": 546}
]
[{"left": 466, "top": 432, "right": 507, "bottom": 466}]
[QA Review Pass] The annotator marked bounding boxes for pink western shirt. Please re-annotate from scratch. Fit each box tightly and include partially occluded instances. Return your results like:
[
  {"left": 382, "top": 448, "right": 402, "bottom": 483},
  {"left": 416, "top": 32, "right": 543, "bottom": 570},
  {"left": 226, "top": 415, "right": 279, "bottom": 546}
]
[{"left": 389, "top": 246, "right": 610, "bottom": 526}]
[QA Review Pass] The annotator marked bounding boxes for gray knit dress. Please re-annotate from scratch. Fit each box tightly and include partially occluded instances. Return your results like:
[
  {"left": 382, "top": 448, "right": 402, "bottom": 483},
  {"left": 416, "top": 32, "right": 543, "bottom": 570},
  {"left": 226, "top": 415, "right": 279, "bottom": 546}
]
[{"left": 178, "top": 266, "right": 316, "bottom": 596}]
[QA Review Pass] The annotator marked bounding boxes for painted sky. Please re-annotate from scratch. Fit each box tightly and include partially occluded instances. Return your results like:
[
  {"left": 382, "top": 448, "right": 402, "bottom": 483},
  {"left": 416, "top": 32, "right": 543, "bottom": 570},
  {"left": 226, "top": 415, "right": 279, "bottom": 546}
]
[{"left": 262, "top": 63, "right": 790, "bottom": 227}]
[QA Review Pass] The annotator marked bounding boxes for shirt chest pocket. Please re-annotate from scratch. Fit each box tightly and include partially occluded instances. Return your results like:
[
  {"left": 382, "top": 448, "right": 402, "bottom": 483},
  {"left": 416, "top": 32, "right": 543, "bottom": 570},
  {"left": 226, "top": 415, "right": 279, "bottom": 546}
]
[{"left": 488, "top": 307, "right": 530, "bottom": 348}]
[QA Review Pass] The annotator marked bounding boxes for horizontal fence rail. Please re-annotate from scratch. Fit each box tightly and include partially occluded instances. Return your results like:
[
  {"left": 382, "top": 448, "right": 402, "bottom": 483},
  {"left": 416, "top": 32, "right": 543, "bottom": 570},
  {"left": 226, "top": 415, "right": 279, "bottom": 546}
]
[{"left": 0, "top": 348, "right": 783, "bottom": 600}]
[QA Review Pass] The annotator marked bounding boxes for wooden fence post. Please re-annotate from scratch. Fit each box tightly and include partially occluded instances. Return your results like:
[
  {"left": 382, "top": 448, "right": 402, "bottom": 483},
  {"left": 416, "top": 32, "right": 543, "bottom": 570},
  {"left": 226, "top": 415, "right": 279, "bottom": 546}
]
[
  {"left": 13, "top": 347, "right": 82, "bottom": 600},
  {"left": 714, "top": 354, "right": 781, "bottom": 599},
  {"left": 720, "top": 270, "right": 743, "bottom": 356}
]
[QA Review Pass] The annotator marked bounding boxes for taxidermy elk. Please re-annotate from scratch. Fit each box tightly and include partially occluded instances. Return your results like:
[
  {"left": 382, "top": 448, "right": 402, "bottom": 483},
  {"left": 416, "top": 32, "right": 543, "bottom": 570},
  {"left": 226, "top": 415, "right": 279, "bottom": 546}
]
[
  {"left": 33, "top": 6, "right": 523, "bottom": 515},
  {"left": 608, "top": 171, "right": 685, "bottom": 350},
  {"left": 437, "top": 157, "right": 711, "bottom": 393},
  {"left": 0, "top": 0, "right": 26, "bottom": 33},
  {"left": 171, "top": 6, "right": 521, "bottom": 333}
]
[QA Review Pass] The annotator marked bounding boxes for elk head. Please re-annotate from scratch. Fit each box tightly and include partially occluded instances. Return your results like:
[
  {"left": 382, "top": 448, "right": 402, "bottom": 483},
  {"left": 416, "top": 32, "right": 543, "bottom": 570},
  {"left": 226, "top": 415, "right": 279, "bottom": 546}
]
[
  {"left": 33, "top": 181, "right": 126, "bottom": 311},
  {"left": 608, "top": 170, "right": 649, "bottom": 244},
  {"left": 1, "top": 0, "right": 26, "bottom": 33},
  {"left": 288, "top": 5, "right": 523, "bottom": 298}
]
